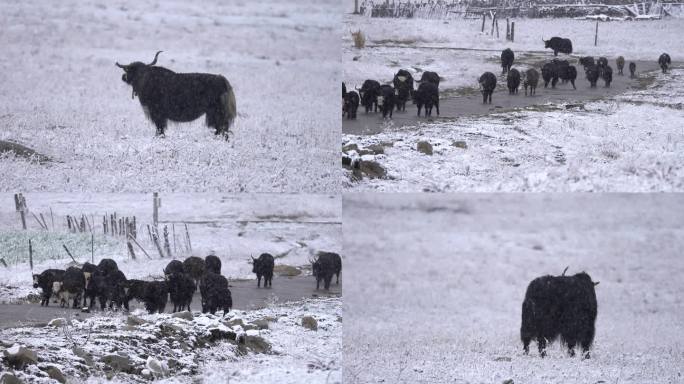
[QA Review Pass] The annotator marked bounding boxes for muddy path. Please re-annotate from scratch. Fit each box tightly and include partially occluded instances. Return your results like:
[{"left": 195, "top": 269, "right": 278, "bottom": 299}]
[
  {"left": 343, "top": 57, "right": 669, "bottom": 136},
  {"left": 0, "top": 275, "right": 341, "bottom": 329}
]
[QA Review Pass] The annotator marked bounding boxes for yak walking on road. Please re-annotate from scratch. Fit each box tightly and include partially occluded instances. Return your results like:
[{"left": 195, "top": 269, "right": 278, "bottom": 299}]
[
  {"left": 479, "top": 72, "right": 497, "bottom": 104},
  {"left": 116, "top": 51, "right": 236, "bottom": 138},
  {"left": 543, "top": 37, "right": 573, "bottom": 56},
  {"left": 252, "top": 253, "right": 275, "bottom": 288}
]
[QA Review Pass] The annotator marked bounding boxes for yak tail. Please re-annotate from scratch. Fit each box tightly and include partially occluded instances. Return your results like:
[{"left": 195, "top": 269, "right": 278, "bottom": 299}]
[{"left": 218, "top": 77, "right": 237, "bottom": 138}]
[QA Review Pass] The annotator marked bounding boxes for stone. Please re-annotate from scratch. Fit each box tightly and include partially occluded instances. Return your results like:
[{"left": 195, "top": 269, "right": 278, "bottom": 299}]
[
  {"left": 452, "top": 140, "right": 468, "bottom": 149},
  {"left": 273, "top": 265, "right": 301, "bottom": 277},
  {"left": 359, "top": 160, "right": 386, "bottom": 179},
  {"left": 47, "top": 318, "right": 68, "bottom": 327},
  {"left": 238, "top": 335, "right": 272, "bottom": 355},
  {"left": 342, "top": 143, "right": 359, "bottom": 153},
  {"left": 243, "top": 323, "right": 258, "bottom": 331},
  {"left": 126, "top": 315, "right": 146, "bottom": 326},
  {"left": 171, "top": 311, "right": 193, "bottom": 321},
  {"left": 3, "top": 344, "right": 38, "bottom": 368},
  {"left": 102, "top": 354, "right": 133, "bottom": 373},
  {"left": 367, "top": 144, "right": 385, "bottom": 154},
  {"left": 502, "top": 380, "right": 514, "bottom": 384},
  {"left": 417, "top": 141, "right": 433, "bottom": 155},
  {"left": 46, "top": 367, "right": 66, "bottom": 383},
  {"left": 301, "top": 316, "right": 318, "bottom": 331},
  {"left": 72, "top": 346, "right": 94, "bottom": 366},
  {"left": 0, "top": 373, "right": 22, "bottom": 384},
  {"left": 251, "top": 319, "right": 270, "bottom": 330},
  {"left": 146, "top": 356, "right": 168, "bottom": 377},
  {"left": 227, "top": 318, "right": 244, "bottom": 327}
]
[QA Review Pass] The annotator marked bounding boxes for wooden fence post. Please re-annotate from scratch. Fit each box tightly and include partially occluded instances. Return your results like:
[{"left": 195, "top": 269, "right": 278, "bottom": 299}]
[
  {"left": 506, "top": 18, "right": 510, "bottom": 40},
  {"left": 511, "top": 22, "right": 515, "bottom": 42},
  {"left": 594, "top": 20, "right": 598, "bottom": 46},
  {"left": 153, "top": 192, "right": 159, "bottom": 228},
  {"left": 481, "top": 13, "right": 486, "bottom": 32}
]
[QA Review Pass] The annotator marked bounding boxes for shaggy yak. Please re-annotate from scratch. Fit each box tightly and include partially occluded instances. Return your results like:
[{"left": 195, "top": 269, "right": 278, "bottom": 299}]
[
  {"left": 252, "top": 253, "right": 275, "bottom": 288},
  {"left": 116, "top": 51, "right": 237, "bottom": 138},
  {"left": 200, "top": 272, "right": 232, "bottom": 315},
  {"left": 33, "top": 269, "right": 65, "bottom": 306},
  {"left": 521, "top": 269, "right": 599, "bottom": 359}
]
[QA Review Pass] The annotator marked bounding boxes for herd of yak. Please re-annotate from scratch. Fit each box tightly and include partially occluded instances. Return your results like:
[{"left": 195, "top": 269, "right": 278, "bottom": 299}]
[
  {"left": 342, "top": 36, "right": 673, "bottom": 119},
  {"left": 31, "top": 252, "right": 341, "bottom": 315}
]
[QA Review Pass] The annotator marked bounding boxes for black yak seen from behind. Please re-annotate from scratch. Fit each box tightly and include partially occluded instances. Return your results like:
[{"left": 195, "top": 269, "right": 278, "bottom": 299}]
[
  {"left": 311, "top": 252, "right": 341, "bottom": 290},
  {"left": 116, "top": 51, "right": 236, "bottom": 138},
  {"left": 479, "top": 72, "right": 496, "bottom": 104},
  {"left": 252, "top": 253, "right": 275, "bottom": 288},
  {"left": 658, "top": 53, "right": 671, "bottom": 73},
  {"left": 200, "top": 272, "right": 232, "bottom": 315},
  {"left": 501, "top": 48, "right": 515, "bottom": 74},
  {"left": 521, "top": 270, "right": 598, "bottom": 359}
]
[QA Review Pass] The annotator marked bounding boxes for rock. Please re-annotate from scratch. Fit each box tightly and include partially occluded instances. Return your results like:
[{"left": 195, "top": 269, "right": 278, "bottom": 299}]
[
  {"left": 417, "top": 141, "right": 433, "bottom": 155},
  {"left": 502, "top": 380, "right": 514, "bottom": 384},
  {"left": 251, "top": 319, "right": 270, "bottom": 330},
  {"left": 72, "top": 346, "right": 94, "bottom": 366},
  {"left": 102, "top": 354, "right": 133, "bottom": 373},
  {"left": 141, "top": 369, "right": 152, "bottom": 378},
  {"left": 494, "top": 356, "right": 512, "bottom": 362},
  {"left": 0, "top": 373, "right": 22, "bottom": 384},
  {"left": 243, "top": 323, "right": 258, "bottom": 331},
  {"left": 46, "top": 367, "right": 66, "bottom": 383},
  {"left": 342, "top": 143, "right": 358, "bottom": 153},
  {"left": 359, "top": 160, "right": 386, "bottom": 179},
  {"left": 367, "top": 144, "right": 385, "bottom": 154},
  {"left": 226, "top": 318, "right": 244, "bottom": 328},
  {"left": 273, "top": 265, "right": 301, "bottom": 277},
  {"left": 47, "top": 318, "right": 68, "bottom": 327},
  {"left": 3, "top": 344, "right": 38, "bottom": 368},
  {"left": 238, "top": 335, "right": 272, "bottom": 355},
  {"left": 171, "top": 311, "right": 193, "bottom": 321},
  {"left": 452, "top": 140, "right": 468, "bottom": 149},
  {"left": 146, "top": 356, "right": 168, "bottom": 377},
  {"left": 127, "top": 315, "right": 146, "bottom": 326},
  {"left": 207, "top": 328, "right": 237, "bottom": 342},
  {"left": 301, "top": 316, "right": 318, "bottom": 331}
]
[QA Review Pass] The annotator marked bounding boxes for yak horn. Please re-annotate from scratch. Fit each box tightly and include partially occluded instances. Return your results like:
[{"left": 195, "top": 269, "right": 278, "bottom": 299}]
[
  {"left": 594, "top": 281, "right": 600, "bottom": 286},
  {"left": 148, "top": 50, "right": 163, "bottom": 66},
  {"left": 561, "top": 266, "right": 569, "bottom": 276},
  {"left": 115, "top": 62, "right": 127, "bottom": 69}
]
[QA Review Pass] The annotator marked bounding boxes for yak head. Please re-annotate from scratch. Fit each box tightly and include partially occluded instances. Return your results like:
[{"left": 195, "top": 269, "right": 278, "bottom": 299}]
[
  {"left": 251, "top": 255, "right": 259, "bottom": 273},
  {"left": 115, "top": 51, "right": 162, "bottom": 97},
  {"left": 32, "top": 274, "right": 40, "bottom": 288},
  {"left": 310, "top": 257, "right": 321, "bottom": 277}
]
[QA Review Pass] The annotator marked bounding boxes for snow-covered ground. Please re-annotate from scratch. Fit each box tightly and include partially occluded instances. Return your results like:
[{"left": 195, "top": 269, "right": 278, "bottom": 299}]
[
  {"left": 0, "top": 193, "right": 340, "bottom": 302},
  {"left": 343, "top": 15, "right": 684, "bottom": 191},
  {"left": 0, "top": 0, "right": 340, "bottom": 192},
  {"left": 0, "top": 297, "right": 341, "bottom": 383},
  {"left": 342, "top": 193, "right": 684, "bottom": 384}
]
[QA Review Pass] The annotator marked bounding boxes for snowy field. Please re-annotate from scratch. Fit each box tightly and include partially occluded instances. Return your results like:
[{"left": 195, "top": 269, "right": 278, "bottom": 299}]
[
  {"left": 343, "top": 15, "right": 684, "bottom": 191},
  {"left": 0, "top": 297, "right": 341, "bottom": 383},
  {"left": 0, "top": 193, "right": 340, "bottom": 302},
  {"left": 343, "top": 193, "right": 684, "bottom": 384},
  {"left": 0, "top": 0, "right": 340, "bottom": 192}
]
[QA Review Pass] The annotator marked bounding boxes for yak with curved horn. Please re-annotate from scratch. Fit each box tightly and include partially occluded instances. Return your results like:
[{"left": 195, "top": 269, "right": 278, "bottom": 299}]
[
  {"left": 542, "top": 36, "right": 573, "bottom": 56},
  {"left": 116, "top": 51, "right": 237, "bottom": 138}
]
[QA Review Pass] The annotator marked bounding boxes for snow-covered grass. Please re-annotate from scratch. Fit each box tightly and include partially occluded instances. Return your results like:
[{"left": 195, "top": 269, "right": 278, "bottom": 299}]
[
  {"left": 0, "top": 0, "right": 340, "bottom": 192},
  {"left": 0, "top": 193, "right": 341, "bottom": 302},
  {"left": 342, "top": 193, "right": 684, "bottom": 384},
  {"left": 343, "top": 15, "right": 683, "bottom": 89},
  {"left": 0, "top": 297, "right": 341, "bottom": 383}
]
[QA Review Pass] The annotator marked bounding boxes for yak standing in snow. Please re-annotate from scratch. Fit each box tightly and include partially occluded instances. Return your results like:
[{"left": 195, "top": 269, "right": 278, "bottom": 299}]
[
  {"left": 629, "top": 62, "right": 637, "bottom": 78},
  {"left": 183, "top": 256, "right": 206, "bottom": 289},
  {"left": 200, "top": 272, "right": 232, "bottom": 315},
  {"left": 507, "top": 68, "right": 521, "bottom": 94},
  {"left": 311, "top": 252, "right": 342, "bottom": 290},
  {"left": 252, "top": 253, "right": 275, "bottom": 288},
  {"left": 659, "top": 53, "right": 671, "bottom": 73},
  {"left": 543, "top": 37, "right": 573, "bottom": 56},
  {"left": 52, "top": 267, "right": 85, "bottom": 309},
  {"left": 616, "top": 56, "right": 625, "bottom": 75},
  {"left": 501, "top": 48, "right": 515, "bottom": 74},
  {"left": 524, "top": 68, "right": 539, "bottom": 96},
  {"left": 479, "top": 72, "right": 497, "bottom": 104},
  {"left": 33, "top": 269, "right": 65, "bottom": 306},
  {"left": 521, "top": 270, "right": 599, "bottom": 359},
  {"left": 167, "top": 271, "right": 195, "bottom": 312},
  {"left": 205, "top": 255, "right": 222, "bottom": 275},
  {"left": 393, "top": 69, "right": 414, "bottom": 112},
  {"left": 116, "top": 51, "right": 236, "bottom": 138}
]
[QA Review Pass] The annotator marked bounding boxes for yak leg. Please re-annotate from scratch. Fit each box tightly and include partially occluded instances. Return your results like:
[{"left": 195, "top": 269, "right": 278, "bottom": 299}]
[
  {"left": 566, "top": 339, "right": 577, "bottom": 357},
  {"left": 522, "top": 338, "right": 531, "bottom": 354},
  {"left": 316, "top": 278, "right": 321, "bottom": 290},
  {"left": 257, "top": 275, "right": 261, "bottom": 288},
  {"left": 149, "top": 112, "right": 167, "bottom": 136},
  {"left": 435, "top": 99, "right": 440, "bottom": 116},
  {"left": 538, "top": 338, "right": 547, "bottom": 358},
  {"left": 336, "top": 272, "right": 340, "bottom": 284},
  {"left": 416, "top": 104, "right": 422, "bottom": 117}
]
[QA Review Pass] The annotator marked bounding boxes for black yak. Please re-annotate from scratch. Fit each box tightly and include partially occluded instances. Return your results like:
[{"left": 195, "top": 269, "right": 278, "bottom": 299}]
[
  {"left": 343, "top": 91, "right": 360, "bottom": 119},
  {"left": 524, "top": 68, "right": 539, "bottom": 96},
  {"left": 97, "top": 258, "right": 119, "bottom": 276},
  {"left": 33, "top": 269, "right": 65, "bottom": 306},
  {"left": 318, "top": 251, "right": 342, "bottom": 285},
  {"left": 205, "top": 255, "right": 222, "bottom": 275},
  {"left": 311, "top": 252, "right": 339, "bottom": 290},
  {"left": 167, "top": 271, "right": 195, "bottom": 312},
  {"left": 252, "top": 253, "right": 275, "bottom": 288},
  {"left": 559, "top": 65, "right": 577, "bottom": 90},
  {"left": 507, "top": 68, "right": 520, "bottom": 94},
  {"left": 543, "top": 37, "right": 573, "bottom": 56},
  {"left": 521, "top": 270, "right": 598, "bottom": 358},
  {"left": 479, "top": 72, "right": 496, "bottom": 104},
  {"left": 586, "top": 65, "right": 600, "bottom": 88},
  {"left": 603, "top": 65, "right": 613, "bottom": 87},
  {"left": 342, "top": 82, "right": 347, "bottom": 99},
  {"left": 164, "top": 260, "right": 185, "bottom": 276},
  {"left": 542, "top": 60, "right": 569, "bottom": 88},
  {"left": 418, "top": 71, "right": 440, "bottom": 87},
  {"left": 501, "top": 48, "right": 515, "bottom": 74},
  {"left": 183, "top": 256, "right": 206, "bottom": 289},
  {"left": 616, "top": 56, "right": 625, "bottom": 75},
  {"left": 629, "top": 62, "right": 636, "bottom": 78},
  {"left": 597, "top": 57, "right": 608, "bottom": 71},
  {"left": 659, "top": 53, "right": 671, "bottom": 73},
  {"left": 52, "top": 267, "right": 85, "bottom": 309},
  {"left": 358, "top": 80, "right": 381, "bottom": 113},
  {"left": 378, "top": 85, "right": 396, "bottom": 119},
  {"left": 116, "top": 51, "right": 236, "bottom": 138},
  {"left": 393, "top": 69, "right": 414, "bottom": 112},
  {"left": 578, "top": 56, "right": 595, "bottom": 70},
  {"left": 124, "top": 280, "right": 168, "bottom": 314},
  {"left": 200, "top": 272, "right": 232, "bottom": 315},
  {"left": 413, "top": 82, "right": 439, "bottom": 117}
]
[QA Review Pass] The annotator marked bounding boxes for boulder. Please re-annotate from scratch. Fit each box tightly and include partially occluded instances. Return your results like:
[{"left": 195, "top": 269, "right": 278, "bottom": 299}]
[
  {"left": 0, "top": 373, "right": 22, "bottom": 384},
  {"left": 301, "top": 316, "right": 318, "bottom": 331},
  {"left": 102, "top": 354, "right": 133, "bottom": 373},
  {"left": 3, "top": 344, "right": 38, "bottom": 368},
  {"left": 452, "top": 140, "right": 468, "bottom": 149},
  {"left": 47, "top": 318, "right": 68, "bottom": 327},
  {"left": 127, "top": 315, "right": 147, "bottom": 326},
  {"left": 46, "top": 367, "right": 66, "bottom": 384},
  {"left": 171, "top": 311, "right": 193, "bottom": 321},
  {"left": 417, "top": 141, "right": 433, "bottom": 155}
]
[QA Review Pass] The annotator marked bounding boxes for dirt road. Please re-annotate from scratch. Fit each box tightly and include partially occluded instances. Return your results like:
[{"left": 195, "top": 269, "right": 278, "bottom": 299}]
[
  {"left": 343, "top": 59, "right": 666, "bottom": 136},
  {"left": 0, "top": 275, "right": 341, "bottom": 329}
]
